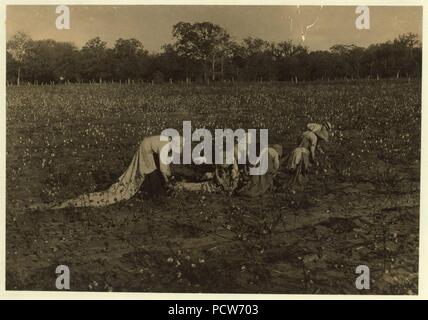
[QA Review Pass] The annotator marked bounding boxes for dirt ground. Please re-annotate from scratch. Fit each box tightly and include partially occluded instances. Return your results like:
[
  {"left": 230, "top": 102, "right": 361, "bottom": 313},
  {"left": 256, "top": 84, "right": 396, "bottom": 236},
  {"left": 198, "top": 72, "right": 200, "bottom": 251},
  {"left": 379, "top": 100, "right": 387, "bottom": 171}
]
[{"left": 6, "top": 80, "right": 420, "bottom": 294}]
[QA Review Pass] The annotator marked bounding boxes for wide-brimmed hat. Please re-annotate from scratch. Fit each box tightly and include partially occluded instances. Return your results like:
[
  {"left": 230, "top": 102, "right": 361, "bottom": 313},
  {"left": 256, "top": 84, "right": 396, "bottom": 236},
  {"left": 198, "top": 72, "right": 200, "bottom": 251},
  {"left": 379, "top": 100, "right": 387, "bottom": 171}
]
[
  {"left": 314, "top": 126, "right": 329, "bottom": 142},
  {"left": 323, "top": 121, "right": 332, "bottom": 131}
]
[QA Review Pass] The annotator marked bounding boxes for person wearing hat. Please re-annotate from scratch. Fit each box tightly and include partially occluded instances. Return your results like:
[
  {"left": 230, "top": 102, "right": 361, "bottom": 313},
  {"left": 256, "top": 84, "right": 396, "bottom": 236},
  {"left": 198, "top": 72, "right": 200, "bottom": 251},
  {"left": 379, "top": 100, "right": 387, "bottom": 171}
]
[{"left": 286, "top": 121, "right": 331, "bottom": 185}]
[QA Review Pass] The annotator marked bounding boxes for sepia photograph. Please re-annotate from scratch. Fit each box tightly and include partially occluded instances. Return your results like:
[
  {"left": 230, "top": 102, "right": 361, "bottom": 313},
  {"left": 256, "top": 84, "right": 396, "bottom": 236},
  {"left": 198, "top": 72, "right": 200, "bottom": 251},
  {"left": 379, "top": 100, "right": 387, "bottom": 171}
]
[{"left": 5, "top": 4, "right": 422, "bottom": 295}]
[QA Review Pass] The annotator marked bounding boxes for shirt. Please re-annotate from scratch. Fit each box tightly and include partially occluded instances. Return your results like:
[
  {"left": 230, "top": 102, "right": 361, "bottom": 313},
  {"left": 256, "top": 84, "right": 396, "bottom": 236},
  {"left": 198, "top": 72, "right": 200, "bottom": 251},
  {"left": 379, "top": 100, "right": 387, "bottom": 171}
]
[{"left": 299, "top": 131, "right": 318, "bottom": 151}]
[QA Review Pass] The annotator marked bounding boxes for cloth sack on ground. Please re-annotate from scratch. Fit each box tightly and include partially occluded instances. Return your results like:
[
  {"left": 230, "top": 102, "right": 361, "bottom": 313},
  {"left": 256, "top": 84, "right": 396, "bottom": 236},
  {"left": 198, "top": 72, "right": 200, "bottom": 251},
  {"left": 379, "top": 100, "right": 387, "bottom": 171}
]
[{"left": 51, "top": 136, "right": 170, "bottom": 209}]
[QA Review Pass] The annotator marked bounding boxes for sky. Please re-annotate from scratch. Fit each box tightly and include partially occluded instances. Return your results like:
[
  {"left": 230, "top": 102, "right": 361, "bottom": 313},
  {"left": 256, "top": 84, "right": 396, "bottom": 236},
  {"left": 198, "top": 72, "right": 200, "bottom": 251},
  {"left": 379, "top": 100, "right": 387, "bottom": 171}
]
[{"left": 6, "top": 5, "right": 423, "bottom": 52}]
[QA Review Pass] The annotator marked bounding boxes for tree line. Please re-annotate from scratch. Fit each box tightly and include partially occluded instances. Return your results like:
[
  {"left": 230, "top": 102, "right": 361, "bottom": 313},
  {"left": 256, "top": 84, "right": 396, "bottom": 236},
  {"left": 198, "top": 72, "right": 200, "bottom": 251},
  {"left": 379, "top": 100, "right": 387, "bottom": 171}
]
[{"left": 7, "top": 22, "right": 422, "bottom": 85}]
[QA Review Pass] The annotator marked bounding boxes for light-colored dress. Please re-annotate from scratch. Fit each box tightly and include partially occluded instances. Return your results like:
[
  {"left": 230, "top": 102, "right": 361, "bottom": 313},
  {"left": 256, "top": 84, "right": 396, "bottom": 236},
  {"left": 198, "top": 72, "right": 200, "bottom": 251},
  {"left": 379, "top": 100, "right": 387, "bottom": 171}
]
[
  {"left": 287, "top": 131, "right": 318, "bottom": 171},
  {"left": 52, "top": 136, "right": 170, "bottom": 209}
]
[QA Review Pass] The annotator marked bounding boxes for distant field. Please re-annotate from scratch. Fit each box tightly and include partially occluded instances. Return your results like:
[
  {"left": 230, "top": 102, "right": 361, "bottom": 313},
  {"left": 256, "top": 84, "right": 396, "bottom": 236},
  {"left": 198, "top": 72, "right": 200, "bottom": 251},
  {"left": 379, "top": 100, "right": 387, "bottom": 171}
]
[{"left": 6, "top": 80, "right": 421, "bottom": 294}]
